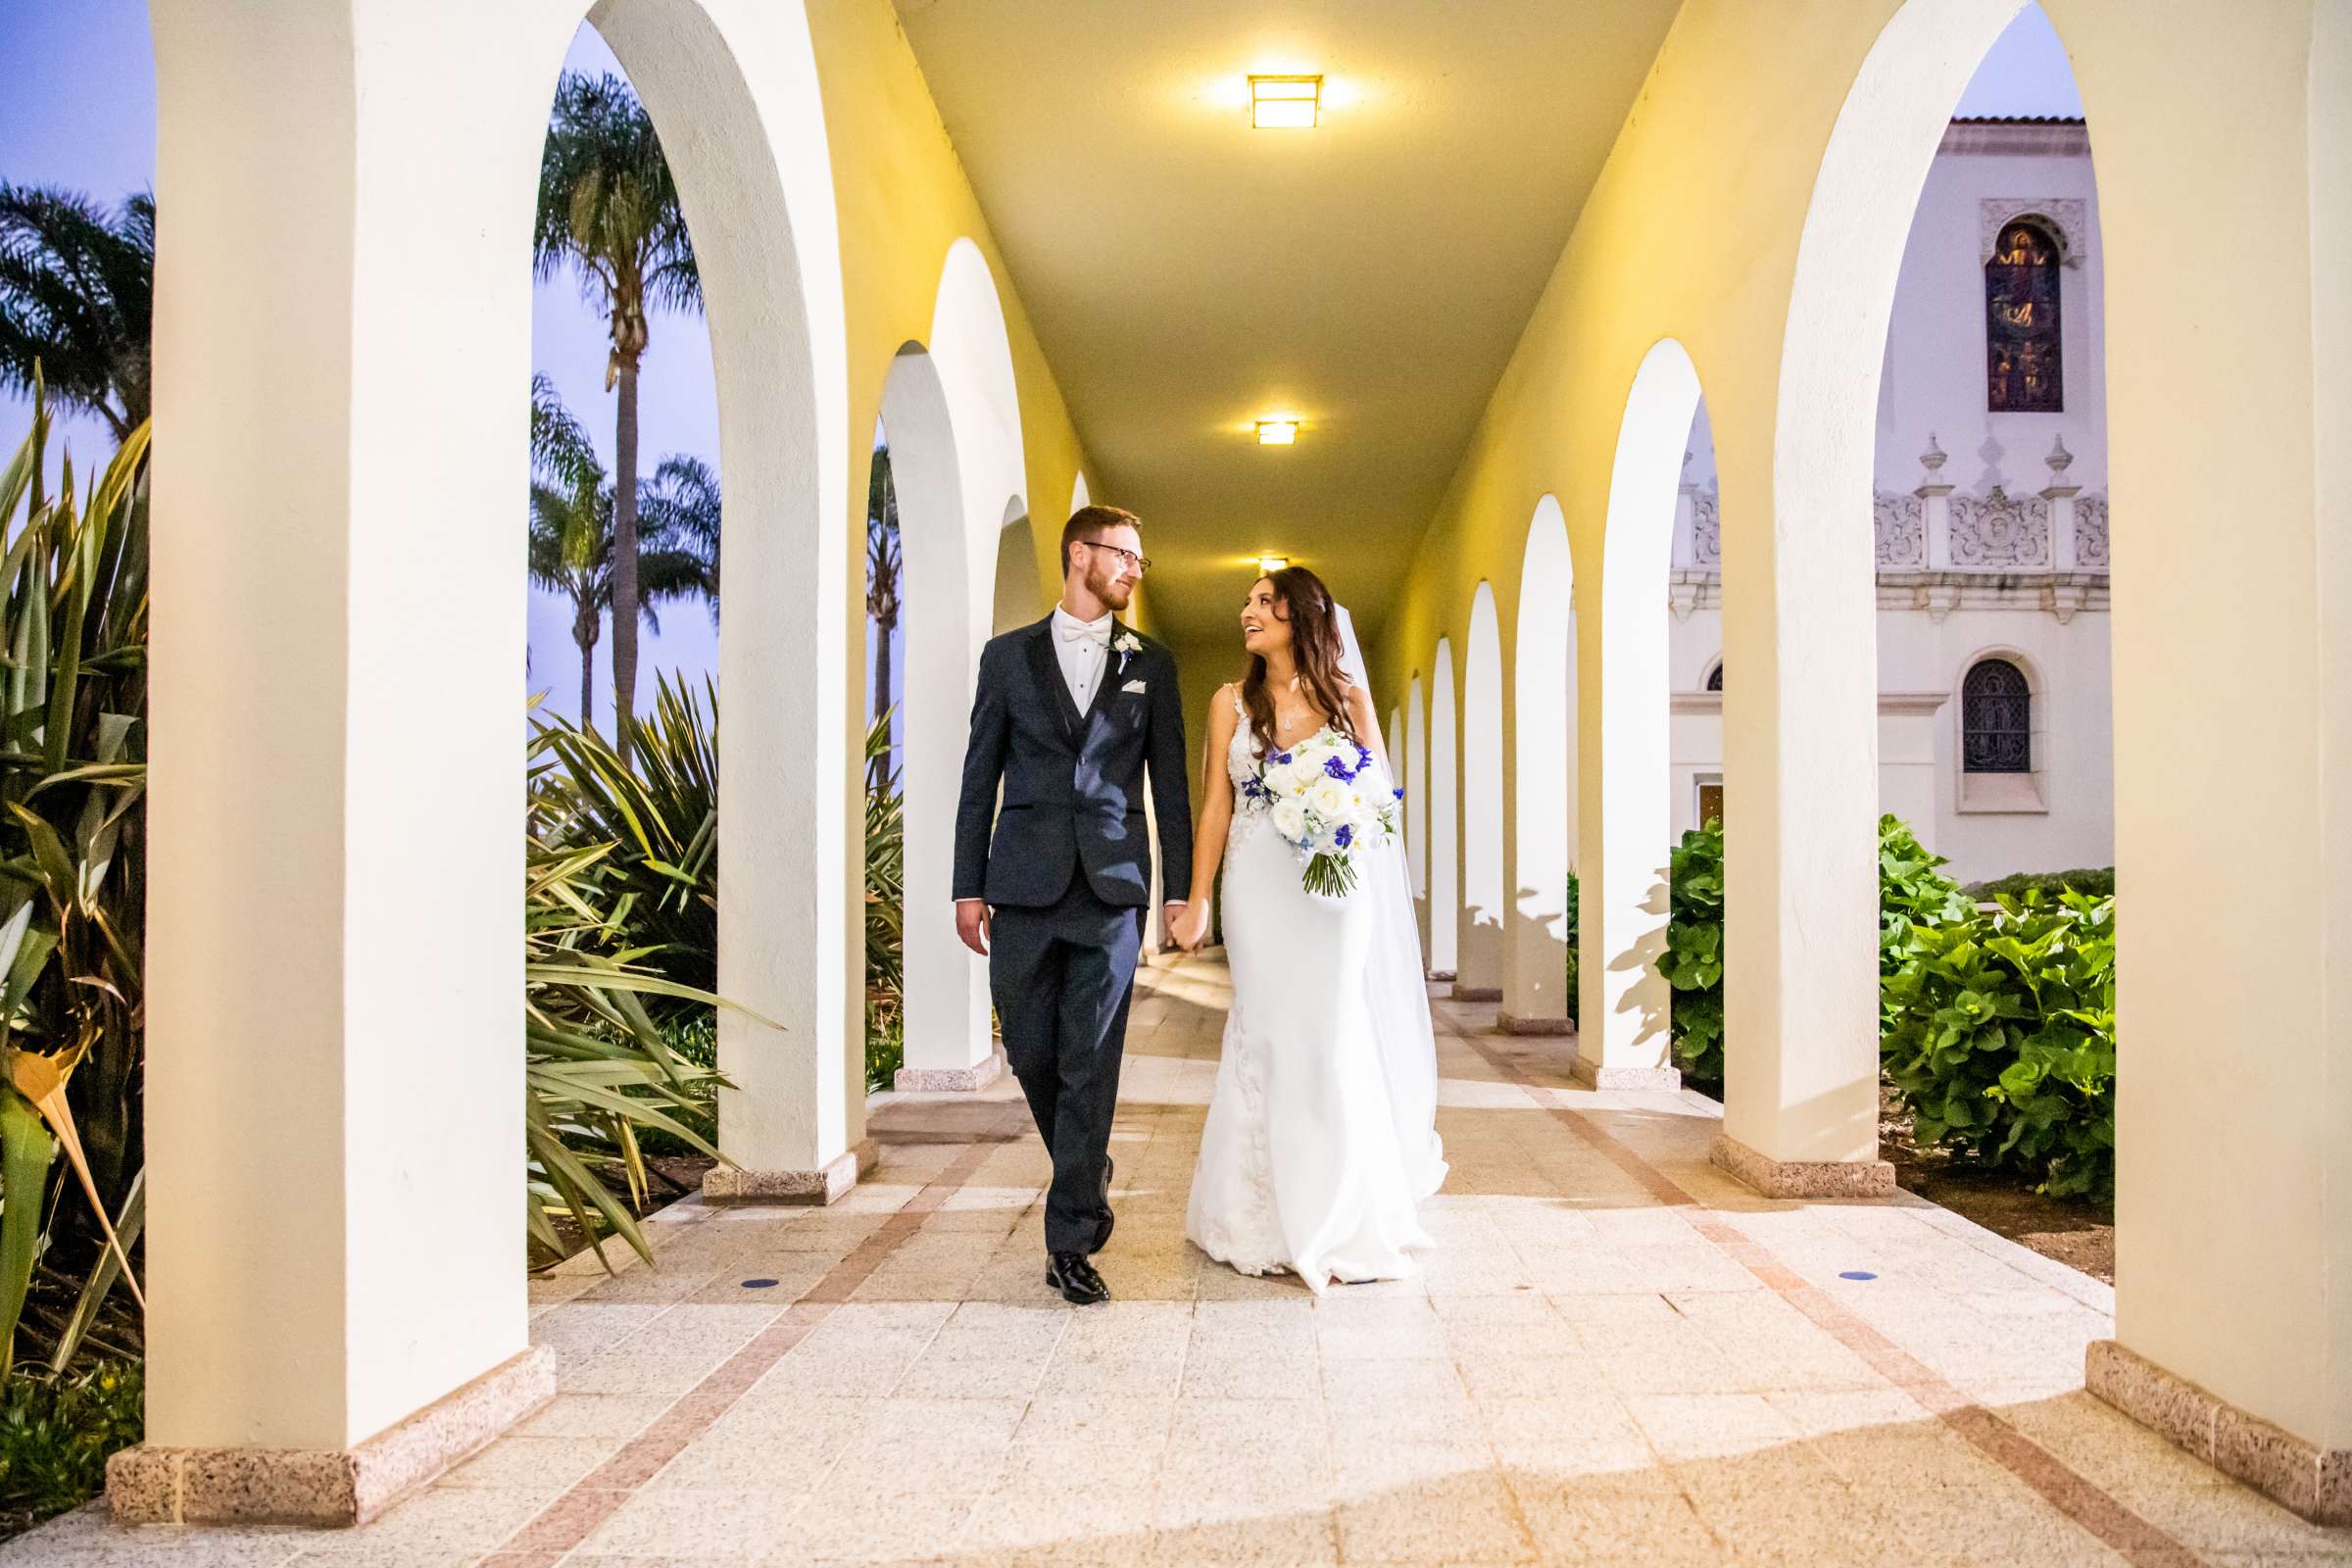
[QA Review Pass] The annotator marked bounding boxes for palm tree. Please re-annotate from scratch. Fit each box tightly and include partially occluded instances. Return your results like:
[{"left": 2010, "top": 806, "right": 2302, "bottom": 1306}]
[
  {"left": 639, "top": 453, "right": 721, "bottom": 617},
  {"left": 0, "top": 185, "right": 154, "bottom": 442},
  {"left": 534, "top": 73, "right": 701, "bottom": 758},
  {"left": 865, "top": 446, "right": 902, "bottom": 789},
  {"left": 529, "top": 375, "right": 714, "bottom": 725}
]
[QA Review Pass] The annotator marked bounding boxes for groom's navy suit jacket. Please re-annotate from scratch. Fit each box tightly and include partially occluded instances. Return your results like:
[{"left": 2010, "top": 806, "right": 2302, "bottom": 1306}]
[{"left": 954, "top": 615, "right": 1193, "bottom": 910}]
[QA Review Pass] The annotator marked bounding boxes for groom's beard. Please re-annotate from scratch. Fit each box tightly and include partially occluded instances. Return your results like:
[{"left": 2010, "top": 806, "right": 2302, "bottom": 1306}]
[{"left": 1089, "top": 564, "right": 1135, "bottom": 612}]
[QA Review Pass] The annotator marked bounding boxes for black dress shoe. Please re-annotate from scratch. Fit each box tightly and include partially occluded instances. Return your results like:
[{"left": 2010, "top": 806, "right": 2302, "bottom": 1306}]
[
  {"left": 1090, "top": 1156, "right": 1115, "bottom": 1253},
  {"left": 1046, "top": 1251, "right": 1110, "bottom": 1305}
]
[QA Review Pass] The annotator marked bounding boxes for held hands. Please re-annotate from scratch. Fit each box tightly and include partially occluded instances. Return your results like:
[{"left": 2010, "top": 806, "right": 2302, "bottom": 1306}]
[{"left": 1168, "top": 898, "right": 1210, "bottom": 953}]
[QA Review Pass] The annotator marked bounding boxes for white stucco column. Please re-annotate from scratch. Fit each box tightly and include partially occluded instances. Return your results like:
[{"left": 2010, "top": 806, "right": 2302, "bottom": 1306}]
[
  {"left": 1427, "top": 642, "right": 1461, "bottom": 979},
  {"left": 881, "top": 351, "right": 992, "bottom": 1094},
  {"left": 130, "top": 0, "right": 569, "bottom": 1517},
  {"left": 126, "top": 0, "right": 851, "bottom": 1522},
  {"left": 1455, "top": 586, "right": 1507, "bottom": 1000},
  {"left": 2079, "top": 0, "right": 2352, "bottom": 1515},
  {"left": 890, "top": 243, "right": 1029, "bottom": 1095},
  {"left": 1503, "top": 500, "right": 1577, "bottom": 1034},
  {"left": 1581, "top": 342, "right": 1690, "bottom": 1092}
]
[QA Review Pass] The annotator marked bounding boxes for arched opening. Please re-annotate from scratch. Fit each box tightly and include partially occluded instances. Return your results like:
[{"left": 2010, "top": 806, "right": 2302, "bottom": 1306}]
[
  {"left": 1505, "top": 497, "right": 1576, "bottom": 1032},
  {"left": 993, "top": 500, "right": 1049, "bottom": 633},
  {"left": 1456, "top": 585, "right": 1505, "bottom": 999},
  {"left": 1405, "top": 674, "right": 1429, "bottom": 951},
  {"left": 1729, "top": 0, "right": 2123, "bottom": 1208},
  {"left": 1427, "top": 638, "right": 1460, "bottom": 979},
  {"left": 1585, "top": 337, "right": 1697, "bottom": 1089},
  {"left": 886, "top": 241, "right": 1028, "bottom": 1093},
  {"left": 524, "top": 22, "right": 729, "bottom": 1289},
  {"left": 137, "top": 0, "right": 845, "bottom": 1482},
  {"left": 1729, "top": 0, "right": 2352, "bottom": 1522}
]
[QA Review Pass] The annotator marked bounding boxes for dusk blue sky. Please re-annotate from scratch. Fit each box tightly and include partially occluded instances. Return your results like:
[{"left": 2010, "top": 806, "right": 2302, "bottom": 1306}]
[{"left": 1, "top": 0, "right": 2079, "bottom": 733}]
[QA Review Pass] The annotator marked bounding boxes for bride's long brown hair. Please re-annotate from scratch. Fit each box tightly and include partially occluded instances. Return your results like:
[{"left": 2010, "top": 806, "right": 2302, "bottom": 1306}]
[{"left": 1242, "top": 565, "right": 1359, "bottom": 758}]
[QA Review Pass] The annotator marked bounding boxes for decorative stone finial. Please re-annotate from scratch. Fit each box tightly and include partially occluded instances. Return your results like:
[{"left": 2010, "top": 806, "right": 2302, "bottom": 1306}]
[
  {"left": 2046, "top": 434, "right": 2075, "bottom": 475},
  {"left": 1920, "top": 433, "right": 1947, "bottom": 474}
]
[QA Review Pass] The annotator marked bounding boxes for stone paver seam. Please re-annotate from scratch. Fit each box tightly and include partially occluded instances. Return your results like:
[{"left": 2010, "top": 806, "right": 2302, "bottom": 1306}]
[
  {"left": 1440, "top": 1014, "right": 2210, "bottom": 1568},
  {"left": 474, "top": 1097, "right": 1033, "bottom": 1568}
]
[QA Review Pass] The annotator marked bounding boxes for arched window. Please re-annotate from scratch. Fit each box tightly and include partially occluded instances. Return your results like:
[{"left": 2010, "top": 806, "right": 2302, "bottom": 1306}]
[
  {"left": 1703, "top": 661, "right": 1723, "bottom": 692},
  {"left": 1962, "top": 659, "right": 2032, "bottom": 773},
  {"left": 1985, "top": 220, "right": 2062, "bottom": 412}
]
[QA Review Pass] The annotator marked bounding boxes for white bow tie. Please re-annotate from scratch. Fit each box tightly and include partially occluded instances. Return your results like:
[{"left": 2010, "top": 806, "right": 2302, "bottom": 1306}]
[{"left": 1059, "top": 620, "right": 1111, "bottom": 647}]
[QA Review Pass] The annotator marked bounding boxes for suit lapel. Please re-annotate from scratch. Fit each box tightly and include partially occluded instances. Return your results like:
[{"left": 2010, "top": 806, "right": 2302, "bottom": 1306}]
[{"left": 1024, "top": 617, "right": 1084, "bottom": 748}]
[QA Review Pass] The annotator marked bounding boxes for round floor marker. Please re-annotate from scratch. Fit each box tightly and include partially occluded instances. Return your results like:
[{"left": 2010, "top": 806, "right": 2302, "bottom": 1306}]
[
  {"left": 1838, "top": 1270, "right": 1878, "bottom": 1281},
  {"left": 741, "top": 1278, "right": 779, "bottom": 1289}
]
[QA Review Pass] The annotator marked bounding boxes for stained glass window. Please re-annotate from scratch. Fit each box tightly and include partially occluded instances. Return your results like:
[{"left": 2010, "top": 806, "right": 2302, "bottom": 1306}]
[
  {"left": 1962, "top": 659, "right": 2032, "bottom": 773},
  {"left": 1985, "top": 220, "right": 2063, "bottom": 412},
  {"left": 1704, "top": 662, "right": 1723, "bottom": 693}
]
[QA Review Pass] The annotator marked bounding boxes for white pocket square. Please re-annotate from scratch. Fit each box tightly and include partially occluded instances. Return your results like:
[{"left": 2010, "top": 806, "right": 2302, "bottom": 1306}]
[{"left": 1122, "top": 679, "right": 1148, "bottom": 694}]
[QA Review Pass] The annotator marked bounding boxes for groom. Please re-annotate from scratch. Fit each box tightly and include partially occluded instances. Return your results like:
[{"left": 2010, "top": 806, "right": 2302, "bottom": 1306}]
[{"left": 953, "top": 504, "right": 1192, "bottom": 1305}]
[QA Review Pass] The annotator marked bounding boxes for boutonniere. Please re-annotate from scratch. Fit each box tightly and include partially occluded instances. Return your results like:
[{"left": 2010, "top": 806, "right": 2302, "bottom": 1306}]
[{"left": 1113, "top": 630, "right": 1142, "bottom": 670}]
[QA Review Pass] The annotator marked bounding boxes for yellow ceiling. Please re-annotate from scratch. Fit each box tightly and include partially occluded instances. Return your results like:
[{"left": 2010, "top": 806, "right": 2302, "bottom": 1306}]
[{"left": 891, "top": 0, "right": 1684, "bottom": 648}]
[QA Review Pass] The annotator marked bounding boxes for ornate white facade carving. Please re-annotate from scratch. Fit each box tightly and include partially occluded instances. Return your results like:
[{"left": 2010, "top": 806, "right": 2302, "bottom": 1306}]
[
  {"left": 1689, "top": 486, "right": 1720, "bottom": 568},
  {"left": 2075, "top": 492, "right": 2110, "bottom": 568},
  {"left": 1874, "top": 491, "right": 1926, "bottom": 567},
  {"left": 1949, "top": 485, "right": 2052, "bottom": 568}
]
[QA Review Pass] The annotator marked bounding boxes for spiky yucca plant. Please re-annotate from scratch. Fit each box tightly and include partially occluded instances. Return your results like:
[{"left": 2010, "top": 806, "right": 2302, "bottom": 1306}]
[{"left": 0, "top": 379, "right": 149, "bottom": 1373}]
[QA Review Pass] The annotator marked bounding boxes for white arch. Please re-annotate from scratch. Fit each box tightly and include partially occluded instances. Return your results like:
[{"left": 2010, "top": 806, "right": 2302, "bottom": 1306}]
[
  {"left": 1585, "top": 339, "right": 1698, "bottom": 1087},
  {"left": 1458, "top": 586, "right": 1506, "bottom": 997},
  {"left": 1428, "top": 639, "right": 1460, "bottom": 977},
  {"left": 1406, "top": 674, "right": 1428, "bottom": 909},
  {"left": 142, "top": 0, "right": 847, "bottom": 1474},
  {"left": 992, "top": 499, "right": 1047, "bottom": 634},
  {"left": 1505, "top": 497, "right": 1575, "bottom": 1028},
  {"left": 895, "top": 238, "right": 1029, "bottom": 1090},
  {"left": 1722, "top": 0, "right": 2031, "bottom": 1185},
  {"left": 1070, "top": 470, "right": 1091, "bottom": 514}
]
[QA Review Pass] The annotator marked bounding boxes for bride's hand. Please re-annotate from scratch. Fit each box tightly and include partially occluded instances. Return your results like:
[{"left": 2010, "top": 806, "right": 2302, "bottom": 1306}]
[{"left": 1169, "top": 900, "right": 1209, "bottom": 952}]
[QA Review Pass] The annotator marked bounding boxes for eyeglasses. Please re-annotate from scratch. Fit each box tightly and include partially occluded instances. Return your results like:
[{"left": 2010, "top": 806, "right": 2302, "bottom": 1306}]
[{"left": 1083, "top": 540, "right": 1152, "bottom": 576}]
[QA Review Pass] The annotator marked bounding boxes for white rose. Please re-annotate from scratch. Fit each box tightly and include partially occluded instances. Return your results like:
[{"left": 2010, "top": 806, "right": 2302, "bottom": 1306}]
[
  {"left": 1270, "top": 800, "right": 1308, "bottom": 841},
  {"left": 1307, "top": 777, "right": 1350, "bottom": 818}
]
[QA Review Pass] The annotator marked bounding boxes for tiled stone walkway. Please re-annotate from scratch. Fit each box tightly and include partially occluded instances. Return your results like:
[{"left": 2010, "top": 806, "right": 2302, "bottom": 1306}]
[{"left": 15, "top": 955, "right": 2352, "bottom": 1566}]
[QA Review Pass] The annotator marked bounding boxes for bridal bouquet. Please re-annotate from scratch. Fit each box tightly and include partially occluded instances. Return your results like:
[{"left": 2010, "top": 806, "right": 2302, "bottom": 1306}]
[{"left": 1241, "top": 730, "right": 1402, "bottom": 899}]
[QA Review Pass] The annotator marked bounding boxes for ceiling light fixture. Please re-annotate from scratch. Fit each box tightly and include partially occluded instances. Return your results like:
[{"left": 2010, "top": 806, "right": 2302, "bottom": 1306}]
[
  {"left": 1255, "top": 417, "right": 1299, "bottom": 445},
  {"left": 1257, "top": 555, "right": 1290, "bottom": 575},
  {"left": 1250, "top": 75, "right": 1320, "bottom": 130}
]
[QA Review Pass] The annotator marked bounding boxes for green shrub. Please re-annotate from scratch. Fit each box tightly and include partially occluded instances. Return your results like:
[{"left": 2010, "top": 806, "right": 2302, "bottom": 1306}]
[
  {"left": 0, "top": 1361, "right": 141, "bottom": 1529},
  {"left": 1881, "top": 888, "right": 2116, "bottom": 1200},
  {"left": 1963, "top": 866, "right": 2116, "bottom": 901},
  {"left": 530, "top": 673, "right": 718, "bottom": 1009},
  {"left": 1659, "top": 823, "right": 1726, "bottom": 1083},
  {"left": 0, "top": 389, "right": 151, "bottom": 1375},
  {"left": 863, "top": 714, "right": 905, "bottom": 1094},
  {"left": 1877, "top": 815, "right": 1976, "bottom": 1010},
  {"left": 1562, "top": 869, "right": 1580, "bottom": 1028}
]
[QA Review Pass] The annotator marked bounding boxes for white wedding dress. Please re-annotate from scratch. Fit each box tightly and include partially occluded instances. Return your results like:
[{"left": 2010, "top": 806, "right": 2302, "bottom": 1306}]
[{"left": 1185, "top": 684, "right": 1448, "bottom": 1293}]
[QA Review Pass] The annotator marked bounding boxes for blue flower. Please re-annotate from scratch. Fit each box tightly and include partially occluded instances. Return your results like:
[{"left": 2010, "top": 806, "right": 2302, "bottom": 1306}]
[
  {"left": 1334, "top": 824, "right": 1353, "bottom": 849},
  {"left": 1322, "top": 756, "right": 1353, "bottom": 781},
  {"left": 1392, "top": 787, "right": 1405, "bottom": 800}
]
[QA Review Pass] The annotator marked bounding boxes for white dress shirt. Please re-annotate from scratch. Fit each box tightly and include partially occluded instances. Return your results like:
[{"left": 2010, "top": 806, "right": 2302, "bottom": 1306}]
[{"left": 1052, "top": 605, "right": 1112, "bottom": 712}]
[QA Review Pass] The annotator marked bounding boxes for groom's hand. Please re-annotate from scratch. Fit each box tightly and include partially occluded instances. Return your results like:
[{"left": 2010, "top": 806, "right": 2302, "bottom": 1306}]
[
  {"left": 1163, "top": 903, "right": 1189, "bottom": 947},
  {"left": 955, "top": 898, "right": 992, "bottom": 956}
]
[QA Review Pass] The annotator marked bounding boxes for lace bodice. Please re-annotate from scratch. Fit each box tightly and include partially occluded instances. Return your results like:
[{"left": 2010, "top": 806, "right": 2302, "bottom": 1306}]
[{"left": 1224, "top": 688, "right": 1260, "bottom": 791}]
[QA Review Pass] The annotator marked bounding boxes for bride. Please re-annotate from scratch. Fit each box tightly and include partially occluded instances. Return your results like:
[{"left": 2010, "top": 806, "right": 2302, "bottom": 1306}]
[{"left": 1168, "top": 565, "right": 1447, "bottom": 1291}]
